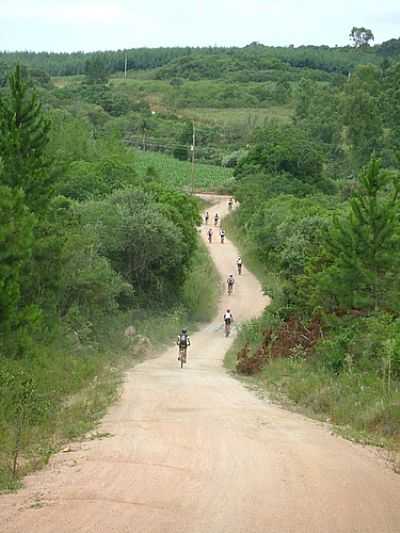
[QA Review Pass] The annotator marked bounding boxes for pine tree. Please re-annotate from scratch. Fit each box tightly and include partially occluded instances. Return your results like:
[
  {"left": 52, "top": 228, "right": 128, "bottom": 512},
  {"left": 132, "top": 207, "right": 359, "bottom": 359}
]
[
  {"left": 0, "top": 64, "right": 51, "bottom": 213},
  {"left": 0, "top": 66, "right": 61, "bottom": 350},
  {"left": 0, "top": 184, "right": 37, "bottom": 355},
  {"left": 326, "top": 158, "right": 400, "bottom": 310},
  {"left": 85, "top": 55, "right": 109, "bottom": 84}
]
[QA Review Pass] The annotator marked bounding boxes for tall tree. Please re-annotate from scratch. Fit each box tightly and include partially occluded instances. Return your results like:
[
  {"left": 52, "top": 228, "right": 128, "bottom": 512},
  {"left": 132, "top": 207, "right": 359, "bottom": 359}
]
[
  {"left": 349, "top": 27, "right": 374, "bottom": 48},
  {"left": 0, "top": 66, "right": 62, "bottom": 348},
  {"left": 0, "top": 65, "right": 51, "bottom": 213},
  {"left": 85, "top": 55, "right": 110, "bottom": 84},
  {"left": 0, "top": 184, "right": 36, "bottom": 356},
  {"left": 382, "top": 61, "right": 400, "bottom": 158},
  {"left": 320, "top": 159, "right": 400, "bottom": 311},
  {"left": 342, "top": 70, "right": 383, "bottom": 170}
]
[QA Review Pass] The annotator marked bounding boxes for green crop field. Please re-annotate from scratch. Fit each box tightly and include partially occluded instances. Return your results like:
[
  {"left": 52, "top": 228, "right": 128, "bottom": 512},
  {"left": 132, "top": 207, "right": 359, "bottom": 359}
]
[
  {"left": 133, "top": 149, "right": 232, "bottom": 191},
  {"left": 179, "top": 106, "right": 293, "bottom": 127}
]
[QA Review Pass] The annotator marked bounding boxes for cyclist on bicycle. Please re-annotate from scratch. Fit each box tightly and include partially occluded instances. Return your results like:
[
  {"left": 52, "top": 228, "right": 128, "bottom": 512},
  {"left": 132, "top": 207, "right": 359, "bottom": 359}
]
[
  {"left": 177, "top": 328, "right": 190, "bottom": 362},
  {"left": 224, "top": 309, "right": 233, "bottom": 336},
  {"left": 207, "top": 227, "right": 213, "bottom": 243},
  {"left": 220, "top": 228, "right": 225, "bottom": 244},
  {"left": 227, "top": 274, "right": 235, "bottom": 294},
  {"left": 236, "top": 256, "right": 242, "bottom": 275},
  {"left": 205, "top": 211, "right": 209, "bottom": 225},
  {"left": 214, "top": 213, "right": 219, "bottom": 226}
]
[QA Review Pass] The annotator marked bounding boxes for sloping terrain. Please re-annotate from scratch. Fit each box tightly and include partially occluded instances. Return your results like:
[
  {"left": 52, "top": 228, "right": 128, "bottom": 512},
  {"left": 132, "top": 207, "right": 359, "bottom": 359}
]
[{"left": 1, "top": 196, "right": 399, "bottom": 533}]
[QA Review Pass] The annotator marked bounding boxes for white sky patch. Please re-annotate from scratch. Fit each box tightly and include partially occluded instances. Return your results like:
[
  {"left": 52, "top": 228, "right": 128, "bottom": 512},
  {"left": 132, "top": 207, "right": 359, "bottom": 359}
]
[
  {"left": 1, "top": 0, "right": 400, "bottom": 52},
  {"left": 2, "top": 0, "right": 124, "bottom": 24}
]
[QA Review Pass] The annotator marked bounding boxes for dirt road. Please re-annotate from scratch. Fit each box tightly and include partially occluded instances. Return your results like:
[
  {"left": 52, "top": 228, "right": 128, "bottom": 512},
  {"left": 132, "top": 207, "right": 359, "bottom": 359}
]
[{"left": 1, "top": 195, "right": 400, "bottom": 533}]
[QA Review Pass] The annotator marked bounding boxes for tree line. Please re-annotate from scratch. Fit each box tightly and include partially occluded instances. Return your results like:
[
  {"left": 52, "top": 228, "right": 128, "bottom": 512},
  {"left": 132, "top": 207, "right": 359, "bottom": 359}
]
[{"left": 1, "top": 35, "right": 399, "bottom": 79}]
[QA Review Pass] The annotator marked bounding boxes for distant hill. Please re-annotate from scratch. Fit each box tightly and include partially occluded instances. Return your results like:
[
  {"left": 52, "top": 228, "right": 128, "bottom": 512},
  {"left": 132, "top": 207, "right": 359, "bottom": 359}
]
[{"left": 1, "top": 38, "right": 399, "bottom": 80}]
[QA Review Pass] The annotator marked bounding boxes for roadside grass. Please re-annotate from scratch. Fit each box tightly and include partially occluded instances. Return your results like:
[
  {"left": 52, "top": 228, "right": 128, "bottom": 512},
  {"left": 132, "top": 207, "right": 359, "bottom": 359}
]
[
  {"left": 223, "top": 208, "right": 400, "bottom": 468},
  {"left": 133, "top": 149, "right": 232, "bottom": 191},
  {"left": 0, "top": 338, "right": 130, "bottom": 493},
  {"left": 259, "top": 357, "right": 400, "bottom": 451},
  {"left": 182, "top": 239, "right": 221, "bottom": 323},
  {"left": 0, "top": 235, "right": 219, "bottom": 492}
]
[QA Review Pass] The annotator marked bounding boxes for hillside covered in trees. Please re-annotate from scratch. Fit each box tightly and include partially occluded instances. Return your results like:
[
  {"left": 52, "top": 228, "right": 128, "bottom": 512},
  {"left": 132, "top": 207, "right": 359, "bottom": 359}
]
[{"left": 2, "top": 36, "right": 400, "bottom": 78}]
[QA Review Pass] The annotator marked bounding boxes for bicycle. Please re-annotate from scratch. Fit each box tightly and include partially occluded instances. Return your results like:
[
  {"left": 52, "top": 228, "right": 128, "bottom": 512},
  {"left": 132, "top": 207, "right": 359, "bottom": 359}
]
[
  {"left": 227, "top": 282, "right": 233, "bottom": 295},
  {"left": 224, "top": 320, "right": 231, "bottom": 337},
  {"left": 237, "top": 263, "right": 242, "bottom": 275},
  {"left": 178, "top": 345, "right": 187, "bottom": 368}
]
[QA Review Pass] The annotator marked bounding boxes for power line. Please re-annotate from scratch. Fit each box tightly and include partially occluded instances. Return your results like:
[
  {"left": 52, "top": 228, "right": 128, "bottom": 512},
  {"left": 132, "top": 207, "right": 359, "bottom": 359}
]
[
  {"left": 124, "top": 134, "right": 240, "bottom": 152},
  {"left": 125, "top": 139, "right": 224, "bottom": 153}
]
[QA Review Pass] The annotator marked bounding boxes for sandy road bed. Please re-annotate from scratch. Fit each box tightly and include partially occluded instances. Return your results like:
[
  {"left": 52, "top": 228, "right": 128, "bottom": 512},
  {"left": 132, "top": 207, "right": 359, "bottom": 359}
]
[{"left": 1, "top": 195, "right": 399, "bottom": 533}]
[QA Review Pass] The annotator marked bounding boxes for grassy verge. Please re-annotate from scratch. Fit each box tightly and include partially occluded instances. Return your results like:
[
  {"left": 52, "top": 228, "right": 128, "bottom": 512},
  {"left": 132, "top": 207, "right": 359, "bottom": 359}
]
[
  {"left": 0, "top": 333, "right": 131, "bottom": 492},
  {"left": 0, "top": 236, "right": 219, "bottom": 492},
  {"left": 258, "top": 356, "right": 400, "bottom": 451},
  {"left": 223, "top": 208, "right": 400, "bottom": 469},
  {"left": 182, "top": 239, "right": 221, "bottom": 323}
]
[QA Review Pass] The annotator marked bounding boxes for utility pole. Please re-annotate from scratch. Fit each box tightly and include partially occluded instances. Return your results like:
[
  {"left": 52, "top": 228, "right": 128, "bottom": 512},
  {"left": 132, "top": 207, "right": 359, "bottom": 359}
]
[
  {"left": 124, "top": 52, "right": 128, "bottom": 80},
  {"left": 142, "top": 120, "right": 147, "bottom": 152},
  {"left": 191, "top": 121, "right": 196, "bottom": 195}
]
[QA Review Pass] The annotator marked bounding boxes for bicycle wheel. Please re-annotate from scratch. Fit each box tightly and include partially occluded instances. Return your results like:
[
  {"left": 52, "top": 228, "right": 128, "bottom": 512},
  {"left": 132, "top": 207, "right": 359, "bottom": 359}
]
[{"left": 180, "top": 347, "right": 186, "bottom": 368}]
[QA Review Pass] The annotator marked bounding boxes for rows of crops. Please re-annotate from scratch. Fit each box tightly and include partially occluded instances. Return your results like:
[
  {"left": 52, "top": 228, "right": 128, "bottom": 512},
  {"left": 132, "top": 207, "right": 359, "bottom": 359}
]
[{"left": 132, "top": 149, "right": 232, "bottom": 191}]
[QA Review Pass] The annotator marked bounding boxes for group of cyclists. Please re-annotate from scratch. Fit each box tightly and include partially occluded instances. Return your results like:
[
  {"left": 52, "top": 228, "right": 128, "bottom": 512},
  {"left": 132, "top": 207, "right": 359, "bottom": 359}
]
[
  {"left": 177, "top": 307, "right": 235, "bottom": 365},
  {"left": 204, "top": 198, "right": 233, "bottom": 228},
  {"left": 178, "top": 198, "right": 243, "bottom": 366},
  {"left": 207, "top": 226, "right": 225, "bottom": 244},
  {"left": 205, "top": 212, "right": 226, "bottom": 244}
]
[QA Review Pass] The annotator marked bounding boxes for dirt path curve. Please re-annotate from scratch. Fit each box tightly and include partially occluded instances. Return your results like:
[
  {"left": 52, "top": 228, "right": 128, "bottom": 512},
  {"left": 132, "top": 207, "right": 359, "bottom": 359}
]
[{"left": 1, "top": 195, "right": 400, "bottom": 533}]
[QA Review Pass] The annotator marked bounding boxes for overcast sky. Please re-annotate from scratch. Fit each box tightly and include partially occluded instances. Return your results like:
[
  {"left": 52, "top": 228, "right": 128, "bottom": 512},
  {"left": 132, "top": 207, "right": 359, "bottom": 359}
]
[{"left": 1, "top": 0, "right": 399, "bottom": 52}]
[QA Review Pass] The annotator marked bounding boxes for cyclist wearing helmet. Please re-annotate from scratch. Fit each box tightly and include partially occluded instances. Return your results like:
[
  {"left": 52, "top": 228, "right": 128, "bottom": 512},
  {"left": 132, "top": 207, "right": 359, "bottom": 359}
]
[
  {"left": 227, "top": 274, "right": 235, "bottom": 294},
  {"left": 236, "top": 256, "right": 242, "bottom": 275},
  {"left": 224, "top": 309, "right": 233, "bottom": 336},
  {"left": 177, "top": 328, "right": 191, "bottom": 363},
  {"left": 224, "top": 309, "right": 233, "bottom": 325}
]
